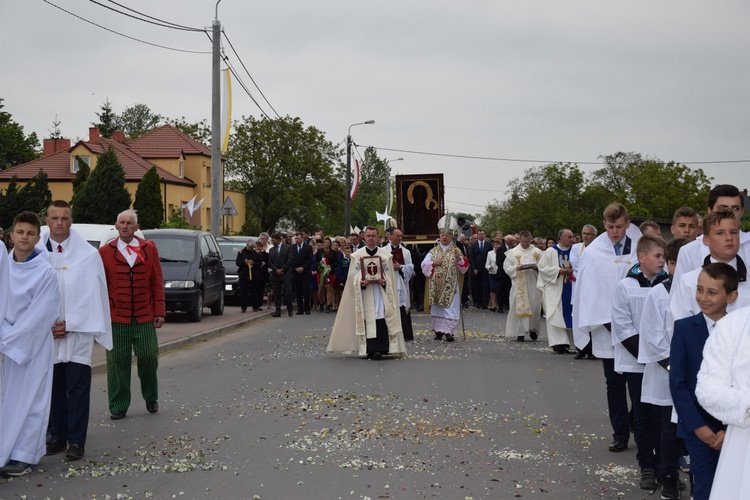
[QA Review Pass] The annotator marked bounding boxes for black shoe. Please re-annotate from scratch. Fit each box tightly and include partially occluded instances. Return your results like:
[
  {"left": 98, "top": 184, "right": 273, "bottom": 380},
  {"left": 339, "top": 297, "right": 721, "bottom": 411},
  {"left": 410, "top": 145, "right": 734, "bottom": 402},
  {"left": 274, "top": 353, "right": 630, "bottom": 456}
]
[
  {"left": 146, "top": 401, "right": 159, "bottom": 413},
  {"left": 660, "top": 474, "right": 680, "bottom": 499},
  {"left": 0, "top": 460, "right": 32, "bottom": 477},
  {"left": 434, "top": 332, "right": 444, "bottom": 341},
  {"left": 574, "top": 351, "right": 585, "bottom": 359},
  {"left": 587, "top": 354, "right": 597, "bottom": 359},
  {"left": 65, "top": 443, "right": 84, "bottom": 461},
  {"left": 445, "top": 334, "right": 455, "bottom": 342},
  {"left": 46, "top": 439, "right": 67, "bottom": 455},
  {"left": 253, "top": 308, "right": 261, "bottom": 312},
  {"left": 110, "top": 411, "right": 127, "bottom": 420},
  {"left": 241, "top": 308, "right": 247, "bottom": 313},
  {"left": 489, "top": 307, "right": 497, "bottom": 312},
  {"left": 529, "top": 330, "right": 538, "bottom": 340},
  {"left": 272, "top": 310, "right": 281, "bottom": 317},
  {"left": 370, "top": 351, "right": 383, "bottom": 360},
  {"left": 608, "top": 439, "right": 628, "bottom": 452},
  {"left": 516, "top": 335, "right": 525, "bottom": 342},
  {"left": 297, "top": 310, "right": 304, "bottom": 315},
  {"left": 288, "top": 308, "right": 294, "bottom": 317},
  {"left": 305, "top": 310, "right": 311, "bottom": 315},
  {"left": 639, "top": 468, "right": 657, "bottom": 490}
]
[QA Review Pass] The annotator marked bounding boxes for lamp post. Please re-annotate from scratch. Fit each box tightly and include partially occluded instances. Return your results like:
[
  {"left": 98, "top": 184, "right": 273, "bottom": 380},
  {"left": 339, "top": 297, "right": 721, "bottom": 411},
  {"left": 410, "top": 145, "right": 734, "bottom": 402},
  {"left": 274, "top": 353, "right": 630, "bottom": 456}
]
[{"left": 345, "top": 120, "right": 375, "bottom": 235}]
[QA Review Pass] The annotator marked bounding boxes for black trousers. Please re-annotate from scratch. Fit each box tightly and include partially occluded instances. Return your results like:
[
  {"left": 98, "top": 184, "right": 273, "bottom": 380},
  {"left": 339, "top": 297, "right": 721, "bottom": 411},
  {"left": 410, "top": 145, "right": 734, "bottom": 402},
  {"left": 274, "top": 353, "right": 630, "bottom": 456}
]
[
  {"left": 293, "top": 272, "right": 311, "bottom": 312},
  {"left": 238, "top": 276, "right": 251, "bottom": 311},
  {"left": 49, "top": 362, "right": 92, "bottom": 446},
  {"left": 272, "top": 274, "right": 292, "bottom": 310}
]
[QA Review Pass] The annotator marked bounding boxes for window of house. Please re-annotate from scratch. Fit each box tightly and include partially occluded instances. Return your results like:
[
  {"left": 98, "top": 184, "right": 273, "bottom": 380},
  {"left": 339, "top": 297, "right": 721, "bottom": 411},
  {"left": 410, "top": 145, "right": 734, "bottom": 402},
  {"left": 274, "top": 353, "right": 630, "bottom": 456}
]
[
  {"left": 71, "top": 155, "right": 90, "bottom": 174},
  {"left": 178, "top": 161, "right": 184, "bottom": 178}
]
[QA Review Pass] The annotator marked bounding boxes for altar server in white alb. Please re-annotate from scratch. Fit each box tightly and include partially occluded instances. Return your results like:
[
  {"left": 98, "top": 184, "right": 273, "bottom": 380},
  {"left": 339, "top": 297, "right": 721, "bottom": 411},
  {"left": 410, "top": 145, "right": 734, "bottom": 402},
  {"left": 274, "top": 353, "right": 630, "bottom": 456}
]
[
  {"left": 421, "top": 215, "right": 469, "bottom": 342},
  {"left": 383, "top": 227, "right": 414, "bottom": 341},
  {"left": 537, "top": 228, "right": 576, "bottom": 354},
  {"left": 503, "top": 230, "right": 543, "bottom": 342},
  {"left": 696, "top": 305, "right": 750, "bottom": 499},
  {"left": 0, "top": 212, "right": 60, "bottom": 478},
  {"left": 572, "top": 203, "right": 642, "bottom": 454},
  {"left": 43, "top": 200, "right": 112, "bottom": 462}
]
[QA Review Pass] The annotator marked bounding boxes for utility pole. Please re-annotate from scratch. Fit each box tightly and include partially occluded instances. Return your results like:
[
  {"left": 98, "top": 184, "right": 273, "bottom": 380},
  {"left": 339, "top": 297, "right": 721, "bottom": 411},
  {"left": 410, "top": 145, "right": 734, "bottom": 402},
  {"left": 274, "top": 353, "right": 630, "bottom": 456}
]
[
  {"left": 210, "top": 1, "right": 222, "bottom": 237},
  {"left": 345, "top": 120, "right": 375, "bottom": 235}
]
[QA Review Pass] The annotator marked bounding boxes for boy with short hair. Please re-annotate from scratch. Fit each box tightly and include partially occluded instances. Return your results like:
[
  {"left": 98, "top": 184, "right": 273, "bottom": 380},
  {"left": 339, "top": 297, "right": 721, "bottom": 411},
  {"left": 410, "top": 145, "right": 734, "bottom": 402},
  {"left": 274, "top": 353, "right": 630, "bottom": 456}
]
[
  {"left": 670, "top": 263, "right": 737, "bottom": 500},
  {"left": 671, "top": 209, "right": 750, "bottom": 322},
  {"left": 0, "top": 212, "right": 60, "bottom": 477},
  {"left": 671, "top": 207, "right": 699, "bottom": 242},
  {"left": 611, "top": 233, "right": 670, "bottom": 492},
  {"left": 672, "top": 184, "right": 748, "bottom": 285},
  {"left": 573, "top": 203, "right": 642, "bottom": 453},
  {"left": 638, "top": 237, "right": 690, "bottom": 498}
]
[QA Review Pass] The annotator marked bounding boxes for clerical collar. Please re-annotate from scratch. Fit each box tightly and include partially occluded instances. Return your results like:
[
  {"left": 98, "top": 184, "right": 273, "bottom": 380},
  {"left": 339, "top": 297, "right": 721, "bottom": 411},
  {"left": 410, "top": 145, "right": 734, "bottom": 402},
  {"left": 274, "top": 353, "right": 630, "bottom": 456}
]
[
  {"left": 439, "top": 243, "right": 451, "bottom": 250},
  {"left": 703, "top": 254, "right": 747, "bottom": 282},
  {"left": 365, "top": 247, "right": 378, "bottom": 256}
]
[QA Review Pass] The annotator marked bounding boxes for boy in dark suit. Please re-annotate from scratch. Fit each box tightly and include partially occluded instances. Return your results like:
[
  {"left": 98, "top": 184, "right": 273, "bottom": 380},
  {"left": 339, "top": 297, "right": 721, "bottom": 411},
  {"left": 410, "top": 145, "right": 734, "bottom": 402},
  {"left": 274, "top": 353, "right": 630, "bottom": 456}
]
[
  {"left": 670, "top": 263, "right": 738, "bottom": 500},
  {"left": 268, "top": 233, "right": 293, "bottom": 317}
]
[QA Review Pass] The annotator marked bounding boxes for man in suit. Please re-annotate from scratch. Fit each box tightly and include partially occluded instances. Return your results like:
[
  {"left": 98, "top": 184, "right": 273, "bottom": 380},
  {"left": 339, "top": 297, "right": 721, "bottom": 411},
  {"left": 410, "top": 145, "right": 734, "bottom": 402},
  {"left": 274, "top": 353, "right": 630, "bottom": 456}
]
[
  {"left": 349, "top": 232, "right": 362, "bottom": 252},
  {"left": 291, "top": 231, "right": 314, "bottom": 315},
  {"left": 469, "top": 229, "right": 491, "bottom": 308},
  {"left": 268, "top": 233, "right": 293, "bottom": 317}
]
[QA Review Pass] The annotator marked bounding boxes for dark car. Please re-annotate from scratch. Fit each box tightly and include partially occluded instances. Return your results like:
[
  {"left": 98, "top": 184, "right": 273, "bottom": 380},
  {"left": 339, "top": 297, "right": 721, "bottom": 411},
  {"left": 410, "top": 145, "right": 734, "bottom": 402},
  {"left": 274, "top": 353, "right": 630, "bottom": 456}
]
[
  {"left": 143, "top": 229, "right": 225, "bottom": 322},
  {"left": 216, "top": 236, "right": 256, "bottom": 301}
]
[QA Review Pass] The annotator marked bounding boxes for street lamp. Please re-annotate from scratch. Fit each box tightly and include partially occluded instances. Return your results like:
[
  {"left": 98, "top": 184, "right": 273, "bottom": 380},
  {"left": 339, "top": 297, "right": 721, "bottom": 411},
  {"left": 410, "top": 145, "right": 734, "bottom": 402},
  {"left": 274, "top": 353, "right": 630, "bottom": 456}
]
[{"left": 345, "top": 120, "right": 375, "bottom": 235}]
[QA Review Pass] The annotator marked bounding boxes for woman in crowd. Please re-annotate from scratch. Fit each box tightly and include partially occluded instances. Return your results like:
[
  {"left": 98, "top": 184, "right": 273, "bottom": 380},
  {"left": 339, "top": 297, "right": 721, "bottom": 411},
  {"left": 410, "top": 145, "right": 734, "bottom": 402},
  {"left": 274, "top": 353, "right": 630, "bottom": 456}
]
[{"left": 485, "top": 238, "right": 502, "bottom": 312}]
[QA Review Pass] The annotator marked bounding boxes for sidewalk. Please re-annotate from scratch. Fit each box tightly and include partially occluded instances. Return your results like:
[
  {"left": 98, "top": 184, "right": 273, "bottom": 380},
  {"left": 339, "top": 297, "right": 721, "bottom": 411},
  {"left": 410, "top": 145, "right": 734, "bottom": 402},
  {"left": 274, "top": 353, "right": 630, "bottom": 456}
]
[{"left": 91, "top": 305, "right": 274, "bottom": 374}]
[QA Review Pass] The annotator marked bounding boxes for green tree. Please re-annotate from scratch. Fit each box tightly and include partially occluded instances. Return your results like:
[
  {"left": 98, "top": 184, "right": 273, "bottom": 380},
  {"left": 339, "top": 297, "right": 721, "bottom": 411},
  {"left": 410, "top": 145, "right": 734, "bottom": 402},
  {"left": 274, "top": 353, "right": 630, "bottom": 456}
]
[
  {"left": 166, "top": 116, "right": 211, "bottom": 146},
  {"left": 351, "top": 147, "right": 390, "bottom": 229},
  {"left": 118, "top": 103, "right": 162, "bottom": 139},
  {"left": 72, "top": 146, "right": 131, "bottom": 224},
  {"left": 0, "top": 176, "right": 23, "bottom": 230},
  {"left": 0, "top": 98, "right": 40, "bottom": 170},
  {"left": 225, "top": 115, "right": 343, "bottom": 233},
  {"left": 481, "top": 163, "right": 599, "bottom": 237},
  {"left": 92, "top": 98, "right": 118, "bottom": 138},
  {"left": 133, "top": 166, "right": 164, "bottom": 229},
  {"left": 592, "top": 152, "right": 712, "bottom": 218},
  {"left": 20, "top": 169, "right": 52, "bottom": 216}
]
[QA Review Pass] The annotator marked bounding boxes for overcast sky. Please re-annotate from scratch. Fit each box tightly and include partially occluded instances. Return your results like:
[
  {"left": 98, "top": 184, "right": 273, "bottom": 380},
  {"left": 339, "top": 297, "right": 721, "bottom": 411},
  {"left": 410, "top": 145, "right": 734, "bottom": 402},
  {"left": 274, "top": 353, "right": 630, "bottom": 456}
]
[{"left": 2, "top": 0, "right": 749, "bottom": 219}]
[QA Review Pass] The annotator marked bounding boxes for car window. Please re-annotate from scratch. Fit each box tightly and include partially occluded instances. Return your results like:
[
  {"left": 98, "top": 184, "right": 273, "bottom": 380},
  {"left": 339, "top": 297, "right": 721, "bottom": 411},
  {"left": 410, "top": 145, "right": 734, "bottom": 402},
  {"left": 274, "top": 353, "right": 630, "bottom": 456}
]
[
  {"left": 200, "top": 236, "right": 210, "bottom": 258},
  {"left": 148, "top": 236, "right": 196, "bottom": 261},
  {"left": 206, "top": 235, "right": 220, "bottom": 258},
  {"left": 218, "top": 241, "right": 245, "bottom": 259}
]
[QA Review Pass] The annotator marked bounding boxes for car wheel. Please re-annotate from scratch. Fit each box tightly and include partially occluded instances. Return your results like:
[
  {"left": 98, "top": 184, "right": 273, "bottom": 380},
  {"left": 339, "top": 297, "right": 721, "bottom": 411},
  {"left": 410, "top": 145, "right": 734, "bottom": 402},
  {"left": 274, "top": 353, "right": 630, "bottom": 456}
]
[
  {"left": 187, "top": 291, "right": 204, "bottom": 322},
  {"left": 211, "top": 288, "right": 225, "bottom": 316}
]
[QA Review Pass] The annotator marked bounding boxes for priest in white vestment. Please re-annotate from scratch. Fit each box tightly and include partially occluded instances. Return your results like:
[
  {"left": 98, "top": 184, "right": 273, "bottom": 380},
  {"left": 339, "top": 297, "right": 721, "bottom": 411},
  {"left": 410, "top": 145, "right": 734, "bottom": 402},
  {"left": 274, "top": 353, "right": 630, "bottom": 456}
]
[
  {"left": 537, "top": 229, "right": 576, "bottom": 353},
  {"left": 383, "top": 228, "right": 414, "bottom": 341},
  {"left": 421, "top": 218, "right": 469, "bottom": 342},
  {"left": 503, "top": 230, "right": 543, "bottom": 342},
  {"left": 327, "top": 227, "right": 406, "bottom": 359},
  {"left": 0, "top": 212, "right": 60, "bottom": 476}
]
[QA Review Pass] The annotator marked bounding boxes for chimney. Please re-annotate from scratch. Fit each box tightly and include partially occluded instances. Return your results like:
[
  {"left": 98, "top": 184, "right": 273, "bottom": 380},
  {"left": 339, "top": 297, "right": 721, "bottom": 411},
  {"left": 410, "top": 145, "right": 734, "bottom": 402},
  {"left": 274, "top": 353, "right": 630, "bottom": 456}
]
[
  {"left": 43, "top": 138, "right": 71, "bottom": 157},
  {"left": 89, "top": 127, "right": 101, "bottom": 143},
  {"left": 112, "top": 130, "right": 125, "bottom": 142}
]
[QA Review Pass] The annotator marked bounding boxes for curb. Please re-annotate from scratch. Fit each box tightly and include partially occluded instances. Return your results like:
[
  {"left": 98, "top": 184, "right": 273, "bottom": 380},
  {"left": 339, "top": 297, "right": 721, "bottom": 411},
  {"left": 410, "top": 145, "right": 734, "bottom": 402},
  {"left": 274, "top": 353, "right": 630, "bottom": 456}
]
[{"left": 91, "top": 310, "right": 275, "bottom": 375}]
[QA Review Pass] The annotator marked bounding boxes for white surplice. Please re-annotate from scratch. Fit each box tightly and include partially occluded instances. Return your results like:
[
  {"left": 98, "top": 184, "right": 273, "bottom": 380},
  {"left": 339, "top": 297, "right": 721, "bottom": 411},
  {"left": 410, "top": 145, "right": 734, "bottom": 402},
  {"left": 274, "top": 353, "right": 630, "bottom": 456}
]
[
  {"left": 695, "top": 307, "right": 750, "bottom": 500},
  {"left": 503, "top": 244, "right": 543, "bottom": 338},
  {"left": 421, "top": 244, "right": 469, "bottom": 334},
  {"left": 0, "top": 245, "right": 60, "bottom": 466},
  {"left": 44, "top": 228, "right": 112, "bottom": 366},
  {"left": 572, "top": 225, "right": 642, "bottom": 357},
  {"left": 638, "top": 283, "right": 673, "bottom": 406},
  {"left": 537, "top": 246, "right": 574, "bottom": 348},
  {"left": 611, "top": 276, "right": 654, "bottom": 373},
  {"left": 383, "top": 243, "right": 414, "bottom": 310}
]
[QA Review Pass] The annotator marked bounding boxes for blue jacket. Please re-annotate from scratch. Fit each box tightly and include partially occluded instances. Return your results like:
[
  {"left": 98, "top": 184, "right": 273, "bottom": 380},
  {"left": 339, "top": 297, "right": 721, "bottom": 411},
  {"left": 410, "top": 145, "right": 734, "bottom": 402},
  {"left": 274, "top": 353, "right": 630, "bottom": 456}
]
[{"left": 669, "top": 312, "right": 725, "bottom": 438}]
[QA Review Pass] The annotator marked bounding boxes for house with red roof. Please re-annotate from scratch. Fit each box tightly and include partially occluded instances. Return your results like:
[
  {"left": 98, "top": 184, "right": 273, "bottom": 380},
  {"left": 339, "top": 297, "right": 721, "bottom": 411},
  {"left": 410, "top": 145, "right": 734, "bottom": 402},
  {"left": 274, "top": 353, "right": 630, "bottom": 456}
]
[{"left": 0, "top": 125, "right": 245, "bottom": 232}]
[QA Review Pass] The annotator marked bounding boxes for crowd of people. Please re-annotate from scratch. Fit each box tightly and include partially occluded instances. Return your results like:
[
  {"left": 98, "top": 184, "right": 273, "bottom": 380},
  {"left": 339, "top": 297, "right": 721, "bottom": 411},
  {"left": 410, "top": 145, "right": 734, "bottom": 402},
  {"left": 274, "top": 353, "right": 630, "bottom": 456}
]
[{"left": 3, "top": 184, "right": 750, "bottom": 498}]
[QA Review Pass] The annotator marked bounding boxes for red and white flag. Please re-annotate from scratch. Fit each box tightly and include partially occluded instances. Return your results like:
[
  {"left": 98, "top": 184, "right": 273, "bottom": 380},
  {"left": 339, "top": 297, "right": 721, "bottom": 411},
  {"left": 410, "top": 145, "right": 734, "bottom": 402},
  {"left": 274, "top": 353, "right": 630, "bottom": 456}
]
[{"left": 349, "top": 159, "right": 360, "bottom": 200}]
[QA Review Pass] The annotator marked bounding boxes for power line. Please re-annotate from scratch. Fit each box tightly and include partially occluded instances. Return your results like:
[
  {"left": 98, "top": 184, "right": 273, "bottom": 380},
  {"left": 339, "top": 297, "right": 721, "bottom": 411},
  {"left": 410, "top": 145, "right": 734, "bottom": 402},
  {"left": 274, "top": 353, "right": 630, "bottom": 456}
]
[
  {"left": 222, "top": 31, "right": 282, "bottom": 119},
  {"left": 367, "top": 145, "right": 750, "bottom": 166},
  {"left": 43, "top": 0, "right": 210, "bottom": 54},
  {"left": 89, "top": 0, "right": 205, "bottom": 32},
  {"left": 101, "top": 0, "right": 204, "bottom": 31}
]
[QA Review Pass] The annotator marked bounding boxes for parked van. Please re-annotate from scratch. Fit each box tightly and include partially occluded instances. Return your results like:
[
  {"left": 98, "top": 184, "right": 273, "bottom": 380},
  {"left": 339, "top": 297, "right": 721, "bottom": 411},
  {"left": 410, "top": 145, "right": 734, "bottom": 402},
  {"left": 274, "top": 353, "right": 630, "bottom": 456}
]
[
  {"left": 142, "top": 229, "right": 225, "bottom": 322},
  {"left": 40, "top": 223, "right": 144, "bottom": 248}
]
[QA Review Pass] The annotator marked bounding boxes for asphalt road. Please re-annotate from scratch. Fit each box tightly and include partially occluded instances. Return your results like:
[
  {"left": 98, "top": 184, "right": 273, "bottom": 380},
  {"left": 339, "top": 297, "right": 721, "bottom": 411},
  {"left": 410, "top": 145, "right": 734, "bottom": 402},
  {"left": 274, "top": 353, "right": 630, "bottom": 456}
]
[{"left": 4, "top": 308, "right": 660, "bottom": 499}]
